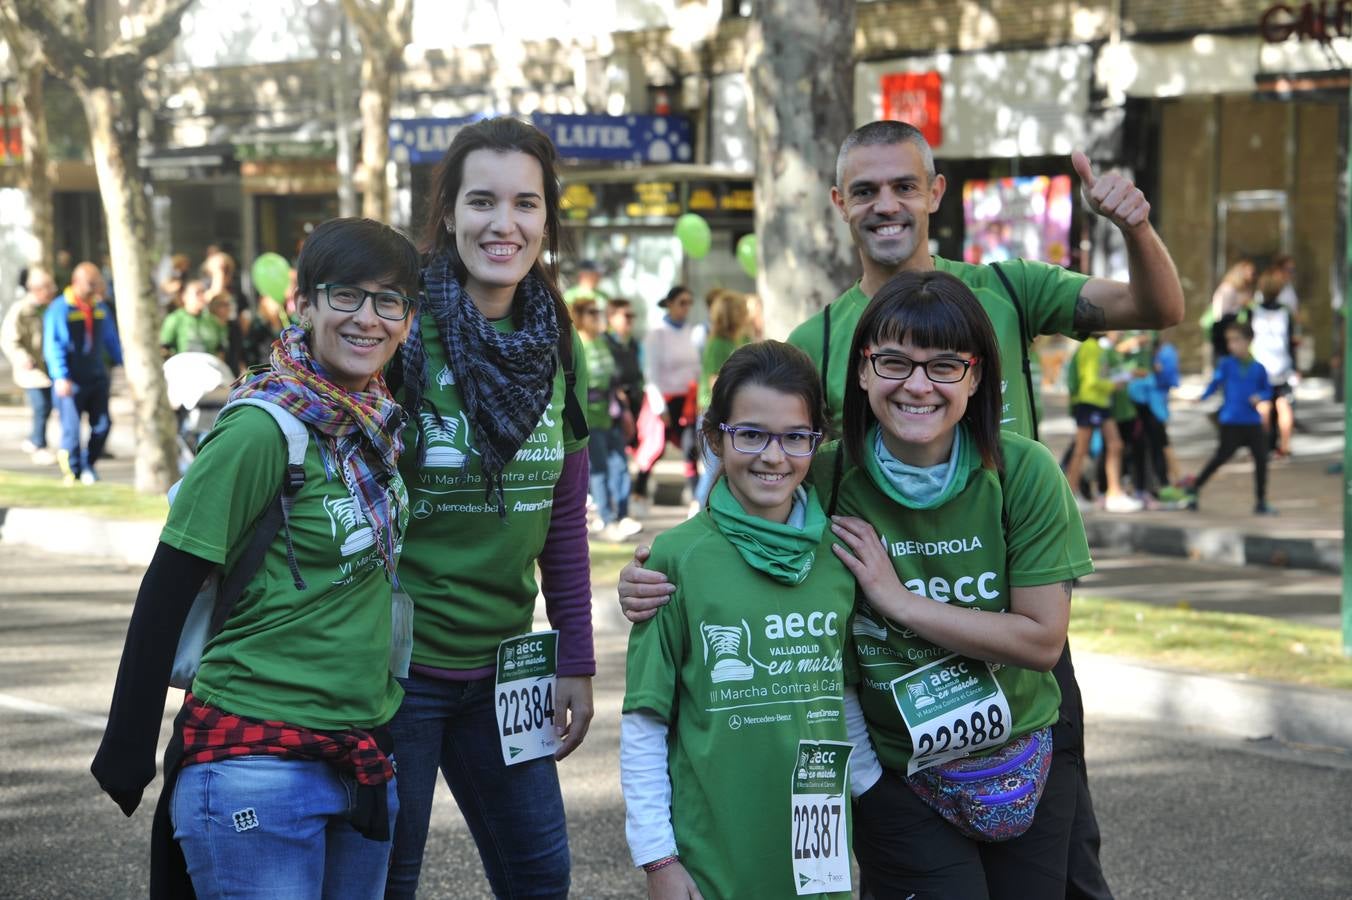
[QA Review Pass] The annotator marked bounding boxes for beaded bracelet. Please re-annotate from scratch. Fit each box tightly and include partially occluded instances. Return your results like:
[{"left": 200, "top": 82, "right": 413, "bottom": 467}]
[{"left": 642, "top": 855, "right": 680, "bottom": 874}]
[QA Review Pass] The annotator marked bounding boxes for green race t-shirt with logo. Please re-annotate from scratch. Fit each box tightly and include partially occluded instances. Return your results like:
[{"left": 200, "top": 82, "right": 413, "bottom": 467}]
[
  {"left": 624, "top": 512, "right": 856, "bottom": 899},
  {"left": 580, "top": 332, "right": 616, "bottom": 431},
  {"left": 786, "top": 257, "right": 1089, "bottom": 436},
  {"left": 396, "top": 314, "right": 588, "bottom": 670},
  {"left": 812, "top": 433, "right": 1093, "bottom": 773},
  {"left": 161, "top": 406, "right": 407, "bottom": 731}
]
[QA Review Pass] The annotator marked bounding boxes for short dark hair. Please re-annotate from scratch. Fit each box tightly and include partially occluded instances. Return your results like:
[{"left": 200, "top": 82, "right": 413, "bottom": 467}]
[
  {"left": 836, "top": 120, "right": 936, "bottom": 188},
  {"left": 1224, "top": 319, "right": 1254, "bottom": 341},
  {"left": 295, "top": 217, "right": 420, "bottom": 300},
  {"left": 842, "top": 270, "right": 1004, "bottom": 472},
  {"left": 699, "top": 341, "right": 825, "bottom": 460}
]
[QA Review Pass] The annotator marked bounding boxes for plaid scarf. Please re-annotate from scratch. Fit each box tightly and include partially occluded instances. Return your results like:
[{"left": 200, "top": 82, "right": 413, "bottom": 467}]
[
  {"left": 402, "top": 253, "right": 560, "bottom": 515},
  {"left": 178, "top": 693, "right": 394, "bottom": 840},
  {"left": 231, "top": 325, "right": 406, "bottom": 580}
]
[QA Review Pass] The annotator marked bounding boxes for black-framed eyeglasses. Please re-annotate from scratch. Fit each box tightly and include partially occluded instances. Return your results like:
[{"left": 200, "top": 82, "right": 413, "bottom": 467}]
[
  {"left": 316, "top": 283, "right": 416, "bottom": 322},
  {"left": 717, "top": 424, "right": 822, "bottom": 457},
  {"left": 863, "top": 348, "right": 979, "bottom": 384}
]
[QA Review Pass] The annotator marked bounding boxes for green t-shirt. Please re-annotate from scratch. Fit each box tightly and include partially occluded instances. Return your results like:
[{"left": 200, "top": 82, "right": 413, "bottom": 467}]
[
  {"left": 624, "top": 512, "right": 856, "bottom": 899},
  {"left": 1071, "top": 338, "right": 1115, "bottom": 409},
  {"left": 699, "top": 334, "right": 749, "bottom": 409},
  {"left": 161, "top": 406, "right": 407, "bottom": 730},
  {"left": 160, "top": 308, "right": 227, "bottom": 356},
  {"left": 812, "top": 433, "right": 1093, "bottom": 773},
  {"left": 580, "top": 333, "right": 616, "bottom": 431},
  {"left": 396, "top": 315, "right": 589, "bottom": 670},
  {"left": 786, "top": 257, "right": 1089, "bottom": 437}
]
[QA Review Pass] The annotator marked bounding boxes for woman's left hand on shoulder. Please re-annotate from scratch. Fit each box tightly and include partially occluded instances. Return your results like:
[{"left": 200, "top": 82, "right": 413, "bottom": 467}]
[
  {"left": 829, "top": 516, "right": 905, "bottom": 612},
  {"left": 553, "top": 675, "right": 594, "bottom": 760}
]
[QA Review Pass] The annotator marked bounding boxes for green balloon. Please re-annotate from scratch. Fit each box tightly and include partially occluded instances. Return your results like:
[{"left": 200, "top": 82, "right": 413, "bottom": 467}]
[
  {"left": 736, "top": 233, "right": 758, "bottom": 278},
  {"left": 251, "top": 252, "right": 291, "bottom": 302},
  {"left": 674, "top": 213, "right": 712, "bottom": 260}
]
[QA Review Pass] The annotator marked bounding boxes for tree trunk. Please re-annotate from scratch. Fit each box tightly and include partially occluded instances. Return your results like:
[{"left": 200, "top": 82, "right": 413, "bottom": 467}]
[
  {"left": 746, "top": 0, "right": 858, "bottom": 339},
  {"left": 17, "top": 64, "right": 54, "bottom": 269},
  {"left": 358, "top": 51, "right": 393, "bottom": 222},
  {"left": 80, "top": 76, "right": 179, "bottom": 494}
]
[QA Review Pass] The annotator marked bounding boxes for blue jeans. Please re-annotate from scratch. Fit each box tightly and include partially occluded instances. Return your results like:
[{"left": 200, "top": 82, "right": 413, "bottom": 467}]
[
  {"left": 587, "top": 425, "right": 631, "bottom": 524},
  {"left": 24, "top": 386, "right": 52, "bottom": 448},
  {"left": 386, "top": 672, "right": 570, "bottom": 899},
  {"left": 171, "top": 755, "right": 399, "bottom": 900},
  {"left": 55, "top": 378, "right": 110, "bottom": 476}
]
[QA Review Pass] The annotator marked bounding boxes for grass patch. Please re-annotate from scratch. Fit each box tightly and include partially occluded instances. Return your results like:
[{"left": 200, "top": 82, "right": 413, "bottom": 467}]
[
  {"left": 1071, "top": 595, "right": 1351, "bottom": 691},
  {"left": 0, "top": 469, "right": 168, "bottom": 521}
]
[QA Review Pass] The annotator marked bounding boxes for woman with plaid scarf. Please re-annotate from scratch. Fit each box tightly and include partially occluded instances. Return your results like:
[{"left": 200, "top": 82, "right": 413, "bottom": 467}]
[
  {"left": 386, "top": 117, "right": 595, "bottom": 899},
  {"left": 92, "top": 218, "right": 421, "bottom": 899}
]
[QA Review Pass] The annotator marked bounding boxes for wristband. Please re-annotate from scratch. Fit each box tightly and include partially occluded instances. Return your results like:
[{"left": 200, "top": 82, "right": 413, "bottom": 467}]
[{"left": 643, "top": 855, "right": 679, "bottom": 874}]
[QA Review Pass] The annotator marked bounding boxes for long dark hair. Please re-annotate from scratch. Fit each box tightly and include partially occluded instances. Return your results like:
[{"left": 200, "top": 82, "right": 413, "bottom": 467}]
[
  {"left": 841, "top": 270, "right": 1004, "bottom": 472},
  {"left": 419, "top": 116, "right": 570, "bottom": 343},
  {"left": 700, "top": 340, "right": 826, "bottom": 460}
]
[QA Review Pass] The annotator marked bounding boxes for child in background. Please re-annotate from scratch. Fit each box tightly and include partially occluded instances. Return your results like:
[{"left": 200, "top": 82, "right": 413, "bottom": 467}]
[
  {"left": 1186, "top": 321, "right": 1274, "bottom": 515},
  {"left": 1063, "top": 333, "right": 1142, "bottom": 512},
  {"left": 621, "top": 341, "right": 864, "bottom": 900},
  {"left": 691, "top": 290, "right": 753, "bottom": 512}
]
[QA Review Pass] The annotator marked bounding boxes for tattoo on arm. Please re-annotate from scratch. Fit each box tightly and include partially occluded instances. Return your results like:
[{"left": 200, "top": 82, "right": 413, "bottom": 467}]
[
  {"left": 1073, "top": 295, "right": 1107, "bottom": 333},
  {"left": 1060, "top": 580, "right": 1074, "bottom": 601}
]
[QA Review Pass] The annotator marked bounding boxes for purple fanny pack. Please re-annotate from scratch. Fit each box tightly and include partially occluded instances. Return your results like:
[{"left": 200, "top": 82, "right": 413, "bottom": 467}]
[{"left": 904, "top": 726, "right": 1053, "bottom": 842}]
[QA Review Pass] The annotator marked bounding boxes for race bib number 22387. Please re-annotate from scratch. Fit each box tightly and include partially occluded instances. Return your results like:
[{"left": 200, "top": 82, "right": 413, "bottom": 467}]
[{"left": 789, "top": 739, "right": 853, "bottom": 896}]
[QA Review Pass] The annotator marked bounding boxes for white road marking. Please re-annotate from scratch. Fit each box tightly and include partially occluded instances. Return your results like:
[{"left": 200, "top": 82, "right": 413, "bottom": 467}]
[{"left": 0, "top": 693, "right": 107, "bottom": 730}]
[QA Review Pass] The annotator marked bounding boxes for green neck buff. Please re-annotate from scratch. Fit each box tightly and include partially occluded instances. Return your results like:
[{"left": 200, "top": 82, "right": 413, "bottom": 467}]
[
  {"left": 706, "top": 480, "right": 826, "bottom": 585},
  {"left": 863, "top": 422, "right": 975, "bottom": 510}
]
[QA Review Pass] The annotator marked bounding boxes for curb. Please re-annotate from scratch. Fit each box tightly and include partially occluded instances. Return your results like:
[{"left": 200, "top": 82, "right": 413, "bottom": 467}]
[
  {"left": 1075, "top": 651, "right": 1352, "bottom": 752},
  {"left": 1082, "top": 516, "right": 1342, "bottom": 574},
  {"left": 0, "top": 507, "right": 161, "bottom": 567}
]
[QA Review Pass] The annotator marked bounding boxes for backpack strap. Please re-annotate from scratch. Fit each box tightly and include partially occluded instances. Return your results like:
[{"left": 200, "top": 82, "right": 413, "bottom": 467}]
[
  {"left": 990, "top": 263, "right": 1040, "bottom": 442},
  {"left": 821, "top": 301, "right": 833, "bottom": 418},
  {"left": 215, "top": 398, "right": 310, "bottom": 593},
  {"left": 558, "top": 323, "right": 590, "bottom": 441},
  {"left": 826, "top": 445, "right": 845, "bottom": 518}
]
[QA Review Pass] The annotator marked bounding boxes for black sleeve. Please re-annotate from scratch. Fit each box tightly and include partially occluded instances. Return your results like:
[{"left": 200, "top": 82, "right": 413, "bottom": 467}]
[{"left": 90, "top": 543, "right": 215, "bottom": 817}]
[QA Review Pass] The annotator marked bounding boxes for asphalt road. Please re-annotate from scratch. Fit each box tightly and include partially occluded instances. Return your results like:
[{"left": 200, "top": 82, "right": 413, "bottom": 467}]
[{"left": 2, "top": 545, "right": 1349, "bottom": 899}]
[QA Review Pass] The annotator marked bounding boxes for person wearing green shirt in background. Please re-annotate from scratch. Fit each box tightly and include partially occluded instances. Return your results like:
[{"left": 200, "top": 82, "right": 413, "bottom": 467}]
[
  {"left": 92, "top": 217, "right": 421, "bottom": 897},
  {"left": 691, "top": 290, "right": 753, "bottom": 511},
  {"left": 160, "top": 279, "right": 227, "bottom": 358},
  {"left": 575, "top": 296, "right": 639, "bottom": 541},
  {"left": 563, "top": 258, "right": 608, "bottom": 308},
  {"left": 1064, "top": 332, "right": 1141, "bottom": 513},
  {"left": 629, "top": 120, "right": 1186, "bottom": 900}
]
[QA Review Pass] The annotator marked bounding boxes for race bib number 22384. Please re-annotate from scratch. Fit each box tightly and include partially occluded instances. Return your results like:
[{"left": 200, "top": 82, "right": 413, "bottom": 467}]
[{"left": 494, "top": 630, "right": 559, "bottom": 766}]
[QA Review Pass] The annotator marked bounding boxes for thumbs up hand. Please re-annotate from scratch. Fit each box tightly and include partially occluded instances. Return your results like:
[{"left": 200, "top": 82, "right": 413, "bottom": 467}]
[{"left": 1072, "top": 150, "right": 1151, "bottom": 230}]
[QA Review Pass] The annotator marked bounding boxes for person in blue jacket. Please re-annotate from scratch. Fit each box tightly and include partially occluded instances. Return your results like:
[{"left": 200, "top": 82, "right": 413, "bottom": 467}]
[
  {"left": 1186, "top": 320, "right": 1273, "bottom": 515},
  {"left": 43, "top": 261, "right": 123, "bottom": 484}
]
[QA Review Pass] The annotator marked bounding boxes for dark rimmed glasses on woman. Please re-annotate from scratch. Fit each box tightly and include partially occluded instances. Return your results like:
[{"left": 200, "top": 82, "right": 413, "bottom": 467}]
[
  {"left": 316, "top": 283, "right": 415, "bottom": 321},
  {"left": 717, "top": 424, "right": 822, "bottom": 457},
  {"left": 863, "top": 348, "right": 979, "bottom": 384}
]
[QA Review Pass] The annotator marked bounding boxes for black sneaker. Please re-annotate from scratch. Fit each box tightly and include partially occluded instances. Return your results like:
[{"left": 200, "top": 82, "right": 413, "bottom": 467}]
[
  {"left": 1254, "top": 502, "right": 1277, "bottom": 516},
  {"left": 1185, "top": 495, "right": 1199, "bottom": 512}
]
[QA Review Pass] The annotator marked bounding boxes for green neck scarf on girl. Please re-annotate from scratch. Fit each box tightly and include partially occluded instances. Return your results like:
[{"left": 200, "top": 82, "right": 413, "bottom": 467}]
[
  {"left": 864, "top": 422, "right": 974, "bottom": 510},
  {"left": 707, "top": 479, "right": 826, "bottom": 585}
]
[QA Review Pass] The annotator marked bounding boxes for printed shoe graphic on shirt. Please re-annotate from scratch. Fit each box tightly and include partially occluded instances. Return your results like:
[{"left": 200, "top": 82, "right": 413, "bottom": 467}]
[
  {"left": 420, "top": 410, "right": 469, "bottom": 470},
  {"left": 323, "top": 494, "right": 375, "bottom": 557},
  {"left": 436, "top": 363, "right": 455, "bottom": 387},
  {"left": 905, "top": 681, "right": 936, "bottom": 710},
  {"left": 701, "top": 620, "right": 755, "bottom": 683}
]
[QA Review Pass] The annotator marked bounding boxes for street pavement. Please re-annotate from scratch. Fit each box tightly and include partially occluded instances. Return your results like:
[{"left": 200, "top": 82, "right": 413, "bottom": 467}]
[{"left": 2, "top": 543, "right": 1350, "bottom": 899}]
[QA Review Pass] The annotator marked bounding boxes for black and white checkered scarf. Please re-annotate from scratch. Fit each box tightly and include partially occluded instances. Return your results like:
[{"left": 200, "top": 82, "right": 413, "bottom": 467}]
[{"left": 402, "top": 252, "right": 559, "bottom": 515}]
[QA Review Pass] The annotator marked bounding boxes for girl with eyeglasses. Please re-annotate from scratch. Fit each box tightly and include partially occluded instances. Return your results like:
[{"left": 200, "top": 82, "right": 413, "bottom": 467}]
[
  {"left": 621, "top": 340, "right": 866, "bottom": 899},
  {"left": 93, "top": 217, "right": 421, "bottom": 898},
  {"left": 387, "top": 117, "right": 594, "bottom": 899}
]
